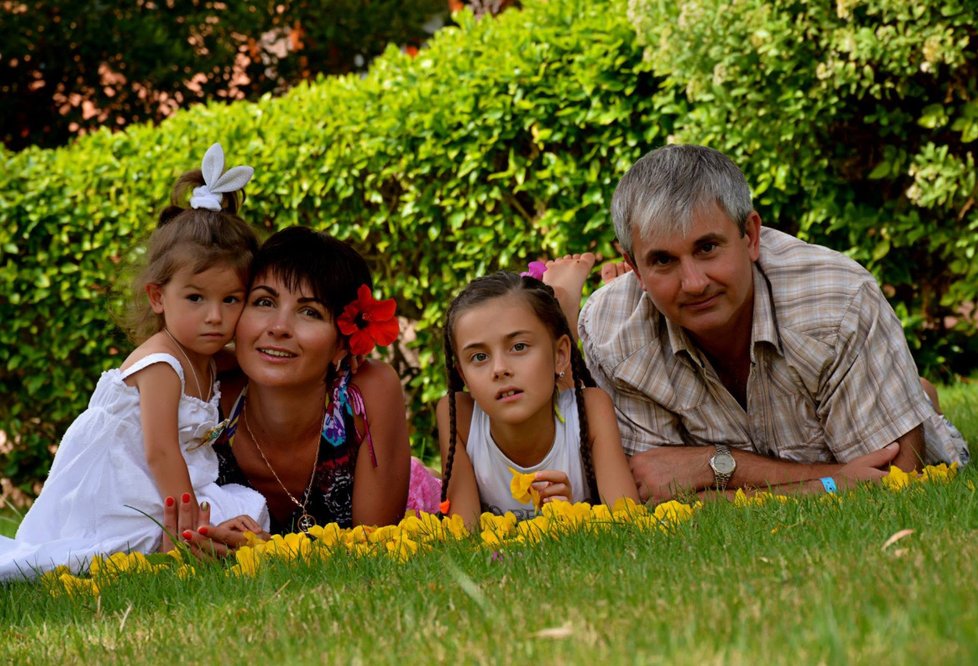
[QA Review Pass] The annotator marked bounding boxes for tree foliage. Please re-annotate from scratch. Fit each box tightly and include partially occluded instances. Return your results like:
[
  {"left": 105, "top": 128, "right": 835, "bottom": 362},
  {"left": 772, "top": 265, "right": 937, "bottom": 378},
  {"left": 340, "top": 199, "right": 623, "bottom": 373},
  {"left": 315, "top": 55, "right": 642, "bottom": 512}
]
[{"left": 1, "top": 0, "right": 446, "bottom": 151}]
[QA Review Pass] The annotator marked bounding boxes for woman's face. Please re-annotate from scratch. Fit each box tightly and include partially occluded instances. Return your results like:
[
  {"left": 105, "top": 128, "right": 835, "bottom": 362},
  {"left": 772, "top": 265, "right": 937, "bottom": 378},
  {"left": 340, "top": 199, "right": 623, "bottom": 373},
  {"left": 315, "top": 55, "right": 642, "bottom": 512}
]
[{"left": 235, "top": 270, "right": 345, "bottom": 390}]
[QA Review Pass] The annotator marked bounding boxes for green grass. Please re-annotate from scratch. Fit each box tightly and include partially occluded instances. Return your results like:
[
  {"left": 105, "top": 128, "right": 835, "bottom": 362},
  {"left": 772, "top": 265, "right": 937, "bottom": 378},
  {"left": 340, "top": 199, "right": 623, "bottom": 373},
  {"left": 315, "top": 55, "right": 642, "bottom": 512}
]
[{"left": 1, "top": 383, "right": 976, "bottom": 664}]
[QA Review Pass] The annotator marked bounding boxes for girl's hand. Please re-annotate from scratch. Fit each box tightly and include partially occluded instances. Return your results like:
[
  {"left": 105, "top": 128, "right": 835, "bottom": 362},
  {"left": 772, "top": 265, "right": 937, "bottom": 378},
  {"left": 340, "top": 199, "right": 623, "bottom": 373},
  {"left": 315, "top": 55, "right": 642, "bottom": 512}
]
[
  {"left": 532, "top": 470, "right": 572, "bottom": 504},
  {"left": 160, "top": 494, "right": 208, "bottom": 552},
  {"left": 162, "top": 498, "right": 267, "bottom": 559}
]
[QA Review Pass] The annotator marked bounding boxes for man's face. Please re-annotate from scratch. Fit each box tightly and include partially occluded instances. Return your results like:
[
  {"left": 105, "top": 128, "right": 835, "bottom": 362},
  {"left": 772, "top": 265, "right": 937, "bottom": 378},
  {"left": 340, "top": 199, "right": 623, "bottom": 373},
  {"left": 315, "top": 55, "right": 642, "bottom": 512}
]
[{"left": 625, "top": 202, "right": 761, "bottom": 348}]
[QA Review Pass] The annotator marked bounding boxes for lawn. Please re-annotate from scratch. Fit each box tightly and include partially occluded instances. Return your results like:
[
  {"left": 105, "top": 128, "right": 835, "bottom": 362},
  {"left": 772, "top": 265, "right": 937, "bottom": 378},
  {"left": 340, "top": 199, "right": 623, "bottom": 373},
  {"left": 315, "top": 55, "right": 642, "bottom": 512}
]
[{"left": 0, "top": 382, "right": 975, "bottom": 664}]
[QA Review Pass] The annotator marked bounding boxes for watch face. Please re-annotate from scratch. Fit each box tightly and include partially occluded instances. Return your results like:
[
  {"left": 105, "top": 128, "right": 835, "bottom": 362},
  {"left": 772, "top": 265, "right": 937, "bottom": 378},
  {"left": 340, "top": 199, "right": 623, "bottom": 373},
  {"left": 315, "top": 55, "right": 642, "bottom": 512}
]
[{"left": 713, "top": 452, "right": 735, "bottom": 475}]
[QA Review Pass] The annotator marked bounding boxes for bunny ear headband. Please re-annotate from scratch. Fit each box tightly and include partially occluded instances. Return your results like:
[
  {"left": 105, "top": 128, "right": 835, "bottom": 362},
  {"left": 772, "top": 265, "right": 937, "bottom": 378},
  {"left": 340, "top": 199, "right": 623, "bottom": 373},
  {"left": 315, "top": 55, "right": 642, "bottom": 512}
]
[{"left": 189, "top": 143, "right": 255, "bottom": 211}]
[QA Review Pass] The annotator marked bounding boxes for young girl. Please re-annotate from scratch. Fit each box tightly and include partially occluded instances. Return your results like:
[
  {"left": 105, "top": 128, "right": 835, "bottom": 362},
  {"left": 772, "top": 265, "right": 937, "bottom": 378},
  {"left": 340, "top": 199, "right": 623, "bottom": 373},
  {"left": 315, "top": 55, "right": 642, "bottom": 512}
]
[
  {"left": 437, "top": 271, "right": 638, "bottom": 527},
  {"left": 0, "top": 144, "right": 268, "bottom": 579}
]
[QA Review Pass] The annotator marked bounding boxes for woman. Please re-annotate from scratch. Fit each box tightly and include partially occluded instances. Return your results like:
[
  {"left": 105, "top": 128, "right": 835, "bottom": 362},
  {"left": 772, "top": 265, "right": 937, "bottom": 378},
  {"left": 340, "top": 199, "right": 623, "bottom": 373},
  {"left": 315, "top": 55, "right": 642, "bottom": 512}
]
[{"left": 164, "top": 226, "right": 411, "bottom": 555}]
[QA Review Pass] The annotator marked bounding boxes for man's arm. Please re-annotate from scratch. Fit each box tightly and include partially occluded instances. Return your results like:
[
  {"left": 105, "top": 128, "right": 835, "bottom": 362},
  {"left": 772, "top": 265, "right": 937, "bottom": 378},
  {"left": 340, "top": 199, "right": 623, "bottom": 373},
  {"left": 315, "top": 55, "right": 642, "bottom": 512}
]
[{"left": 629, "top": 437, "right": 906, "bottom": 503}]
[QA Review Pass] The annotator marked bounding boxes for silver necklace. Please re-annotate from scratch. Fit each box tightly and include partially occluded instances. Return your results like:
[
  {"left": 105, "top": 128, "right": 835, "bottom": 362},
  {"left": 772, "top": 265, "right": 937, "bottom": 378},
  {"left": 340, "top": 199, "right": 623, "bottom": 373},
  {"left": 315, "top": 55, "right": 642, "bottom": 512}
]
[
  {"left": 242, "top": 404, "right": 321, "bottom": 532},
  {"left": 162, "top": 328, "right": 211, "bottom": 402}
]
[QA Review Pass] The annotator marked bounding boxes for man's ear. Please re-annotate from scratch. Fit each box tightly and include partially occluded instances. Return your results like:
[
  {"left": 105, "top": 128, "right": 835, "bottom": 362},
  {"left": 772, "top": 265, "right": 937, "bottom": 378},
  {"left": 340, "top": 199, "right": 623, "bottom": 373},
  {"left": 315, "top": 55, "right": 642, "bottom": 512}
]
[
  {"left": 146, "top": 283, "right": 165, "bottom": 315},
  {"left": 744, "top": 211, "right": 762, "bottom": 262}
]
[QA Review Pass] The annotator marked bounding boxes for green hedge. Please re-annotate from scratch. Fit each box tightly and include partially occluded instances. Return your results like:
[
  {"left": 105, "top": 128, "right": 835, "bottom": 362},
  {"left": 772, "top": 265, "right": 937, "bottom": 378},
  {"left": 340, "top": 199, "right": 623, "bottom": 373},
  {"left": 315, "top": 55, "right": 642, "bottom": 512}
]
[{"left": 0, "top": 0, "right": 667, "bottom": 496}]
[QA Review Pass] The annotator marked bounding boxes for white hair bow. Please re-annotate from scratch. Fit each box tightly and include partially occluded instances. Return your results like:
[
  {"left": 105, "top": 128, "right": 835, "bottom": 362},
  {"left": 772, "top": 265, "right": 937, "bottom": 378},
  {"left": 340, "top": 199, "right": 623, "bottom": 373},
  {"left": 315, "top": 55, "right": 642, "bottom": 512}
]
[{"left": 189, "top": 143, "right": 255, "bottom": 211}]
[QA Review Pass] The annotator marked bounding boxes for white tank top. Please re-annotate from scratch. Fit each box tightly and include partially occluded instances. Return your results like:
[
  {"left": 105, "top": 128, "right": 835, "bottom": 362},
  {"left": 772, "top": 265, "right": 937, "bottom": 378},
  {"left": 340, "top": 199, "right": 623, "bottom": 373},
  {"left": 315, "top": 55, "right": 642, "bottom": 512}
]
[{"left": 466, "top": 389, "right": 588, "bottom": 520}]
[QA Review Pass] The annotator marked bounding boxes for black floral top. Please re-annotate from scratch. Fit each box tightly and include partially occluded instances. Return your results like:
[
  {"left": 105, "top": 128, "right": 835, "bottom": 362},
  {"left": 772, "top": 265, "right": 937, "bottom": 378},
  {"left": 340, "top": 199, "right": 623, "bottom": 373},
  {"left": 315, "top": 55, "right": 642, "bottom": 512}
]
[{"left": 214, "top": 372, "right": 374, "bottom": 534}]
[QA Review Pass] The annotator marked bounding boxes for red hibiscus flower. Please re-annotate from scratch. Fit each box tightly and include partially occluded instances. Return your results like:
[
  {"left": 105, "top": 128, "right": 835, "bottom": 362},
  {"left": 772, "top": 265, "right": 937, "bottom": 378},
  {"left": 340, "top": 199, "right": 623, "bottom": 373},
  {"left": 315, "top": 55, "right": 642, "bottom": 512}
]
[{"left": 337, "top": 285, "right": 400, "bottom": 355}]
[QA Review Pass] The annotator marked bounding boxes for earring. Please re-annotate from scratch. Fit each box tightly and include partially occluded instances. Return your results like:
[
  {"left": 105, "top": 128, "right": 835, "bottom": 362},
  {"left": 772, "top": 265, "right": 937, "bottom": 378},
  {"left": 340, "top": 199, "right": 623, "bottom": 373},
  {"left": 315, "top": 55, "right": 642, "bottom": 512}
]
[{"left": 558, "top": 370, "right": 566, "bottom": 379}]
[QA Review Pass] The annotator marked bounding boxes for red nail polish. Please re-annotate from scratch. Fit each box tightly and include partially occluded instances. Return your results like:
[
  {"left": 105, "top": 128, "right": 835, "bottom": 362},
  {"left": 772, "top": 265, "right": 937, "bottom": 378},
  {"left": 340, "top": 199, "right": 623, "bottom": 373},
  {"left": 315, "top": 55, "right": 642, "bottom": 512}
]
[
  {"left": 181, "top": 493, "right": 191, "bottom": 503},
  {"left": 182, "top": 530, "right": 193, "bottom": 540},
  {"left": 198, "top": 526, "right": 209, "bottom": 536},
  {"left": 165, "top": 496, "right": 175, "bottom": 507}
]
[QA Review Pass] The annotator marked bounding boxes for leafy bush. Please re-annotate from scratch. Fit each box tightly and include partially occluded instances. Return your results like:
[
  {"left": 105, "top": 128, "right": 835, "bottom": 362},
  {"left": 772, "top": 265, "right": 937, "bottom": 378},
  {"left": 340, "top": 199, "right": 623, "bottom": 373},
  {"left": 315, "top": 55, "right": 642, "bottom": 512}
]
[
  {"left": 629, "top": 0, "right": 978, "bottom": 373},
  {"left": 0, "top": 0, "right": 665, "bottom": 497}
]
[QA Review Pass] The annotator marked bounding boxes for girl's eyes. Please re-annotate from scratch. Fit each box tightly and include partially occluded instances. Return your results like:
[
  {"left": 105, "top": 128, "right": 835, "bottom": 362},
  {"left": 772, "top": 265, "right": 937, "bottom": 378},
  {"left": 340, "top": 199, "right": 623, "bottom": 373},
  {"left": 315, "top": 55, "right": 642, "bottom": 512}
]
[
  {"left": 224, "top": 295, "right": 241, "bottom": 305},
  {"left": 187, "top": 294, "right": 203, "bottom": 302},
  {"left": 469, "top": 352, "right": 489, "bottom": 363},
  {"left": 512, "top": 342, "right": 528, "bottom": 352}
]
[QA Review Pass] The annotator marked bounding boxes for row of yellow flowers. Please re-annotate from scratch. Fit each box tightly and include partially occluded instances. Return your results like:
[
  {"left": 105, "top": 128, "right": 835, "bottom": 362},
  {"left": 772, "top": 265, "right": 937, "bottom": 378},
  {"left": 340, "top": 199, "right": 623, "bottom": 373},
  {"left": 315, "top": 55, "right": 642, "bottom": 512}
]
[{"left": 41, "top": 463, "right": 960, "bottom": 599}]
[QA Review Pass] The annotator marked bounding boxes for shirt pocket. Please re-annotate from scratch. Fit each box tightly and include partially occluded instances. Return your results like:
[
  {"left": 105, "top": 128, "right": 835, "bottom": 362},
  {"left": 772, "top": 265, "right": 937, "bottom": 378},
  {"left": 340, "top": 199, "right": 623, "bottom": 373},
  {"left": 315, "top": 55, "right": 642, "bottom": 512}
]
[{"left": 761, "top": 361, "right": 833, "bottom": 463}]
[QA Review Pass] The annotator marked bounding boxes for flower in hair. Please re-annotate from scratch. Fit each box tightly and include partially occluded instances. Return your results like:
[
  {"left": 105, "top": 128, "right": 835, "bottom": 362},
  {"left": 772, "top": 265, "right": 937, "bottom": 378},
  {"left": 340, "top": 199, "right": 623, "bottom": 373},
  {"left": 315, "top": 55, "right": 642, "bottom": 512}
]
[
  {"left": 520, "top": 261, "right": 547, "bottom": 281},
  {"left": 189, "top": 143, "right": 255, "bottom": 211},
  {"left": 337, "top": 285, "right": 400, "bottom": 355}
]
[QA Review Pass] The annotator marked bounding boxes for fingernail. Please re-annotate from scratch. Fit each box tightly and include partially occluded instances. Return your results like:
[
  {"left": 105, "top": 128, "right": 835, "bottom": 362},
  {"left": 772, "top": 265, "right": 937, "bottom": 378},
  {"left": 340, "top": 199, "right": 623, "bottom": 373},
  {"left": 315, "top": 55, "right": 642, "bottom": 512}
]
[
  {"left": 182, "top": 530, "right": 193, "bottom": 540},
  {"left": 165, "top": 496, "right": 175, "bottom": 507},
  {"left": 200, "top": 501, "right": 210, "bottom": 512},
  {"left": 182, "top": 493, "right": 191, "bottom": 503},
  {"left": 198, "top": 526, "right": 209, "bottom": 536}
]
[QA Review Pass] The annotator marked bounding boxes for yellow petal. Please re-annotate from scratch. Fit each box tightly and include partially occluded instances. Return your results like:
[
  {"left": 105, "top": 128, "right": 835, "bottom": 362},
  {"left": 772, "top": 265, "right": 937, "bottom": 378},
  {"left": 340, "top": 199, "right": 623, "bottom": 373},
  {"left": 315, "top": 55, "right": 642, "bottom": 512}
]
[{"left": 508, "top": 467, "right": 541, "bottom": 507}]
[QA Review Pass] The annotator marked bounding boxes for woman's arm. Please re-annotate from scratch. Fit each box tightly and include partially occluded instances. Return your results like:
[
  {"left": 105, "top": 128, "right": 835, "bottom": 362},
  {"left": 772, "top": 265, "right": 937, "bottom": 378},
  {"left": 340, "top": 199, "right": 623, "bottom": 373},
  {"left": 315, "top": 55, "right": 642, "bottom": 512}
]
[
  {"left": 435, "top": 393, "right": 482, "bottom": 529},
  {"left": 349, "top": 360, "right": 411, "bottom": 527},
  {"left": 129, "top": 363, "right": 198, "bottom": 526},
  {"left": 583, "top": 387, "right": 640, "bottom": 506}
]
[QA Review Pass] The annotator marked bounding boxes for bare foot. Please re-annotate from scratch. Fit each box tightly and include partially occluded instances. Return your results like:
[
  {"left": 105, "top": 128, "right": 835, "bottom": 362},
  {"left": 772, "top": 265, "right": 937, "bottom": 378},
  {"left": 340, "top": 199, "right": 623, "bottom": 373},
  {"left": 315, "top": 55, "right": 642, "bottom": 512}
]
[
  {"left": 600, "top": 261, "right": 632, "bottom": 285},
  {"left": 543, "top": 253, "right": 596, "bottom": 339}
]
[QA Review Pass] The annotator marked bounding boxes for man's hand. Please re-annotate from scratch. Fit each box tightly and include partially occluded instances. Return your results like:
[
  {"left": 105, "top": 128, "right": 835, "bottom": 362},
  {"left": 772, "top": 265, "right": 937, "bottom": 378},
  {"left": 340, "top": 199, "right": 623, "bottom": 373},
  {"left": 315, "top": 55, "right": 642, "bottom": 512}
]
[
  {"left": 833, "top": 443, "right": 899, "bottom": 489},
  {"left": 629, "top": 446, "right": 713, "bottom": 503}
]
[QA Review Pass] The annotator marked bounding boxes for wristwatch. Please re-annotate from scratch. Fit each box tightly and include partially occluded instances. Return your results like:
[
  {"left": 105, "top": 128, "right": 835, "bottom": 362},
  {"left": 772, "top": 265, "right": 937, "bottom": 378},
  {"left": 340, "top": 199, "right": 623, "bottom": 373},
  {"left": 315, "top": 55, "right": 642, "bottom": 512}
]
[{"left": 709, "top": 444, "right": 736, "bottom": 491}]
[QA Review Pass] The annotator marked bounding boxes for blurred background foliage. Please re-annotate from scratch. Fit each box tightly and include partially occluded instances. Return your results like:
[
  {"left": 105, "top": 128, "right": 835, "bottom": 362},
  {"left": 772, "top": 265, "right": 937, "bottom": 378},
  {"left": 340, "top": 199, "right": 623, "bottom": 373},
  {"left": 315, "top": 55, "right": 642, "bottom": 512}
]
[{"left": 1, "top": 0, "right": 521, "bottom": 151}]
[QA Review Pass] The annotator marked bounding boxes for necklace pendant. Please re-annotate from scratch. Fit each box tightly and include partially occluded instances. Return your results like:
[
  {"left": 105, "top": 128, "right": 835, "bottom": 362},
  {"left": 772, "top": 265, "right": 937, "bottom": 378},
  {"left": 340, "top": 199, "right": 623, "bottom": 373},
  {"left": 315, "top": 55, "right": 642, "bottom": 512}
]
[
  {"left": 297, "top": 513, "right": 317, "bottom": 532},
  {"left": 201, "top": 417, "right": 231, "bottom": 446}
]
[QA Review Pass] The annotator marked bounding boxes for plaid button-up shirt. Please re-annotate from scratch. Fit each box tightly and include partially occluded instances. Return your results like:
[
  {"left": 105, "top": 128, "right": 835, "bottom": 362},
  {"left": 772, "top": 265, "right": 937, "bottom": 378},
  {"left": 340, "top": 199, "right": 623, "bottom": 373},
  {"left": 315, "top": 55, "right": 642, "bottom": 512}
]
[{"left": 580, "top": 227, "right": 968, "bottom": 465}]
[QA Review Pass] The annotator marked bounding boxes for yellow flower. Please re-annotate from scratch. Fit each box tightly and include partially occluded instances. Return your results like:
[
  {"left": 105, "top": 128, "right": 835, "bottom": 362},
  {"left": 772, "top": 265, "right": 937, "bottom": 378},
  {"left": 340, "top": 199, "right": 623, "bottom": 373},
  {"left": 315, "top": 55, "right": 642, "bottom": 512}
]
[
  {"left": 480, "top": 512, "right": 518, "bottom": 536},
  {"left": 733, "top": 490, "right": 791, "bottom": 507},
  {"left": 241, "top": 531, "right": 267, "bottom": 547},
  {"left": 652, "top": 500, "right": 696, "bottom": 530},
  {"left": 232, "top": 546, "right": 261, "bottom": 577},
  {"left": 442, "top": 513, "right": 469, "bottom": 540},
  {"left": 369, "top": 525, "right": 401, "bottom": 544},
  {"left": 611, "top": 497, "right": 644, "bottom": 515},
  {"left": 590, "top": 504, "right": 612, "bottom": 521},
  {"left": 385, "top": 536, "right": 420, "bottom": 562},
  {"left": 542, "top": 500, "right": 591, "bottom": 528},
  {"left": 920, "top": 462, "right": 958, "bottom": 485},
  {"left": 175, "top": 564, "right": 196, "bottom": 580},
  {"left": 308, "top": 522, "right": 344, "bottom": 549},
  {"left": 508, "top": 467, "right": 541, "bottom": 508},
  {"left": 882, "top": 465, "right": 917, "bottom": 491},
  {"left": 516, "top": 516, "right": 550, "bottom": 543},
  {"left": 54, "top": 573, "right": 100, "bottom": 599},
  {"left": 481, "top": 529, "right": 504, "bottom": 546}
]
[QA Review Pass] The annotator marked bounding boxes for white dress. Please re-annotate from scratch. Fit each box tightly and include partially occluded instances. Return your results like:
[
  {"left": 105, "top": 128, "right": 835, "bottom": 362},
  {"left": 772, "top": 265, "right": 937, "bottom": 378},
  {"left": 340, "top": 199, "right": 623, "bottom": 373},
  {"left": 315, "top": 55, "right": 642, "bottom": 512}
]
[
  {"left": 466, "top": 389, "right": 588, "bottom": 520},
  {"left": 0, "top": 353, "right": 269, "bottom": 580}
]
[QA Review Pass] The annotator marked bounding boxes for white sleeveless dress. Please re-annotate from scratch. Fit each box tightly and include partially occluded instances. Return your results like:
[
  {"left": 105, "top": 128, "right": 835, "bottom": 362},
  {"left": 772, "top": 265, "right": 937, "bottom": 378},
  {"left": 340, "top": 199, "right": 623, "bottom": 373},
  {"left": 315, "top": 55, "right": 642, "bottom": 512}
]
[
  {"left": 467, "top": 389, "right": 588, "bottom": 520},
  {"left": 0, "top": 353, "right": 269, "bottom": 580}
]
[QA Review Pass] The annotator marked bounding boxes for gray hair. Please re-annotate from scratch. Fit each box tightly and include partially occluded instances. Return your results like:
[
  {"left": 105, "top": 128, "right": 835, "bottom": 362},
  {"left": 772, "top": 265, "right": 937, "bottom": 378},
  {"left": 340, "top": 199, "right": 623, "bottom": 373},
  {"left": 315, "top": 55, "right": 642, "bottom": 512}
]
[{"left": 610, "top": 145, "right": 754, "bottom": 257}]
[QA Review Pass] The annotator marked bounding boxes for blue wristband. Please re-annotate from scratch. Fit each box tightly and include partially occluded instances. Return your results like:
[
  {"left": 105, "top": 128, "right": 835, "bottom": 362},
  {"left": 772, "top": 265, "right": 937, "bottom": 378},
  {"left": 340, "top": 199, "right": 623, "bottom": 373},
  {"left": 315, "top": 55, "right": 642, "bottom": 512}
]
[{"left": 820, "top": 477, "right": 837, "bottom": 494}]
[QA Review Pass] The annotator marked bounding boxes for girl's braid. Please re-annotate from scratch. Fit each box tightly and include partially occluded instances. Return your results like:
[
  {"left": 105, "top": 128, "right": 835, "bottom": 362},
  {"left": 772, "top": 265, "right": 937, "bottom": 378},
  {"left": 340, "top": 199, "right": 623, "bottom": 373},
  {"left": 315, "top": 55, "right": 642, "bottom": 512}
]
[
  {"left": 570, "top": 343, "right": 599, "bottom": 503},
  {"left": 440, "top": 336, "right": 465, "bottom": 508}
]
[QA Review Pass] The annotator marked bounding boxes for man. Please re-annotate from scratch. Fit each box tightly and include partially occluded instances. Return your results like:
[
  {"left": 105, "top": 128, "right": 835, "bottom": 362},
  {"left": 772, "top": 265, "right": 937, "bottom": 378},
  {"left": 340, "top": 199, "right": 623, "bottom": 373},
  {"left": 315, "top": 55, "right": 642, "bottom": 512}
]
[{"left": 578, "top": 145, "right": 968, "bottom": 502}]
